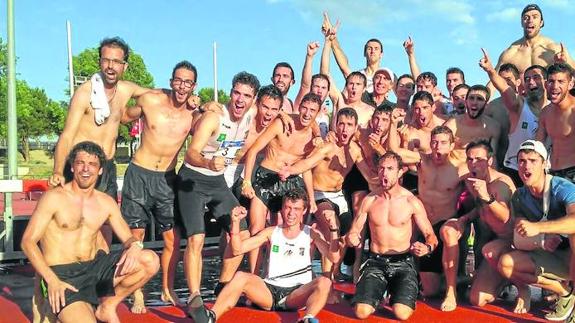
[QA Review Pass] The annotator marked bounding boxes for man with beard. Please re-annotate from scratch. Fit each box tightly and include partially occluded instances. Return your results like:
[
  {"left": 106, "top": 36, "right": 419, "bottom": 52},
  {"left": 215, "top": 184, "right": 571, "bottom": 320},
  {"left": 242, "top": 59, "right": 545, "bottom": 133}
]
[
  {"left": 362, "top": 68, "right": 395, "bottom": 109},
  {"left": 481, "top": 49, "right": 548, "bottom": 186},
  {"left": 271, "top": 62, "right": 296, "bottom": 113},
  {"left": 389, "top": 124, "right": 468, "bottom": 299},
  {"left": 537, "top": 63, "right": 575, "bottom": 183},
  {"left": 177, "top": 72, "right": 259, "bottom": 316},
  {"left": 394, "top": 74, "right": 416, "bottom": 125},
  {"left": 346, "top": 152, "right": 437, "bottom": 321},
  {"left": 241, "top": 93, "right": 321, "bottom": 274},
  {"left": 494, "top": 4, "right": 575, "bottom": 76},
  {"left": 439, "top": 140, "right": 515, "bottom": 312},
  {"left": 119, "top": 61, "right": 197, "bottom": 312},
  {"left": 444, "top": 85, "right": 502, "bottom": 165},
  {"left": 450, "top": 84, "right": 470, "bottom": 117},
  {"left": 321, "top": 29, "right": 375, "bottom": 128}
]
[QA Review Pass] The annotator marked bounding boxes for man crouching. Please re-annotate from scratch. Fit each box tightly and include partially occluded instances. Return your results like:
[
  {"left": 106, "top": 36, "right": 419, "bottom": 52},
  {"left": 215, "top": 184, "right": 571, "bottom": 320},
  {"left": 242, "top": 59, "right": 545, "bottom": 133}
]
[
  {"left": 21, "top": 141, "right": 160, "bottom": 323},
  {"left": 189, "top": 188, "right": 340, "bottom": 323}
]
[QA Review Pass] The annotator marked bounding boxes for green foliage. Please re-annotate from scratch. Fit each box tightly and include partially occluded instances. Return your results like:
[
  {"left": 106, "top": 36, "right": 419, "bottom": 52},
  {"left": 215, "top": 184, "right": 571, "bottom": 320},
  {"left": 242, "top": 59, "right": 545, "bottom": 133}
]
[
  {"left": 198, "top": 87, "right": 230, "bottom": 105},
  {"left": 0, "top": 37, "right": 7, "bottom": 77}
]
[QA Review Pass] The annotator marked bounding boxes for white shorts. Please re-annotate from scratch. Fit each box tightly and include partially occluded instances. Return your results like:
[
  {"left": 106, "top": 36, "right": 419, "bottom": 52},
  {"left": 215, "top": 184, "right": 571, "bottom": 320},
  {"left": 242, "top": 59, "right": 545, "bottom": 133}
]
[
  {"left": 224, "top": 163, "right": 244, "bottom": 188},
  {"left": 314, "top": 190, "right": 348, "bottom": 214}
]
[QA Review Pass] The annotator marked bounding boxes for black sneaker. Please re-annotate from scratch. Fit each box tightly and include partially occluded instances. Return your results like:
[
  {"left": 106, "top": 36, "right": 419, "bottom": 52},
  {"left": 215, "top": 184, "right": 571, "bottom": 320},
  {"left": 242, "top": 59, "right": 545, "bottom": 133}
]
[{"left": 187, "top": 294, "right": 210, "bottom": 323}]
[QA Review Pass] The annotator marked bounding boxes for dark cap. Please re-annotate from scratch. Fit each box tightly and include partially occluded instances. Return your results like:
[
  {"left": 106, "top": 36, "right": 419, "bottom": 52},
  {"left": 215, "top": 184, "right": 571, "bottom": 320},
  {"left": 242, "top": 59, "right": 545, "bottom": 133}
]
[{"left": 522, "top": 4, "right": 544, "bottom": 24}]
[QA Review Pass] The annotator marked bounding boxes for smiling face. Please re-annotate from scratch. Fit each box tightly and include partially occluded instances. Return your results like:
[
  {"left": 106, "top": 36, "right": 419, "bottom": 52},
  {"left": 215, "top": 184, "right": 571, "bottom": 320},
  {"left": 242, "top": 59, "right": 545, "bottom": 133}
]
[
  {"left": 228, "top": 83, "right": 257, "bottom": 121},
  {"left": 99, "top": 46, "right": 128, "bottom": 86},
  {"left": 524, "top": 68, "right": 546, "bottom": 102},
  {"left": 396, "top": 77, "right": 415, "bottom": 101},
  {"left": 298, "top": 99, "right": 320, "bottom": 127},
  {"left": 373, "top": 72, "right": 393, "bottom": 96},
  {"left": 271, "top": 66, "right": 294, "bottom": 95},
  {"left": 546, "top": 71, "right": 574, "bottom": 105},
  {"left": 517, "top": 150, "right": 546, "bottom": 187},
  {"left": 446, "top": 72, "right": 464, "bottom": 94},
  {"left": 280, "top": 198, "right": 307, "bottom": 227},
  {"left": 71, "top": 151, "right": 103, "bottom": 189},
  {"left": 170, "top": 68, "right": 197, "bottom": 105},
  {"left": 364, "top": 40, "right": 383, "bottom": 64}
]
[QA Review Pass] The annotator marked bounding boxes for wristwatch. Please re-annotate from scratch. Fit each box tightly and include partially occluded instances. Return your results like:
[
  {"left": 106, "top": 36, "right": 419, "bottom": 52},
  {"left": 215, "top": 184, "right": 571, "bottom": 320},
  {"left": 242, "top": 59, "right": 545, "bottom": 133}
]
[{"left": 483, "top": 194, "right": 496, "bottom": 205}]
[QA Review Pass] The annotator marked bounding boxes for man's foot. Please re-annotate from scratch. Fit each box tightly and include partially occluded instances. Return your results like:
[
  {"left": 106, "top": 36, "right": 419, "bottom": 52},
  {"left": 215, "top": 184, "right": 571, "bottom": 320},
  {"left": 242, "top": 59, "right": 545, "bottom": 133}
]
[
  {"left": 440, "top": 295, "right": 457, "bottom": 312},
  {"left": 326, "top": 289, "right": 342, "bottom": 305},
  {"left": 186, "top": 294, "right": 215, "bottom": 323},
  {"left": 130, "top": 289, "right": 147, "bottom": 314},
  {"left": 544, "top": 292, "right": 575, "bottom": 321},
  {"left": 161, "top": 288, "right": 181, "bottom": 306},
  {"left": 95, "top": 303, "right": 121, "bottom": 323},
  {"left": 513, "top": 286, "right": 531, "bottom": 314}
]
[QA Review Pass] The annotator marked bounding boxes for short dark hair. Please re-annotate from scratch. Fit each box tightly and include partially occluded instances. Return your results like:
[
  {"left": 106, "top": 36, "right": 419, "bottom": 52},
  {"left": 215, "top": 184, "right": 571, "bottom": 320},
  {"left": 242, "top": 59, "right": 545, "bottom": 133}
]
[
  {"left": 282, "top": 188, "right": 309, "bottom": 209},
  {"left": 300, "top": 92, "right": 323, "bottom": 107},
  {"left": 378, "top": 151, "right": 404, "bottom": 170},
  {"left": 337, "top": 107, "right": 358, "bottom": 125},
  {"left": 499, "top": 63, "right": 520, "bottom": 79},
  {"left": 99, "top": 37, "right": 130, "bottom": 61},
  {"left": 431, "top": 126, "right": 455, "bottom": 143},
  {"left": 67, "top": 141, "right": 106, "bottom": 168},
  {"left": 446, "top": 67, "right": 465, "bottom": 82},
  {"left": 346, "top": 71, "right": 367, "bottom": 88},
  {"left": 453, "top": 83, "right": 470, "bottom": 93},
  {"left": 311, "top": 73, "right": 331, "bottom": 91},
  {"left": 547, "top": 63, "right": 574, "bottom": 79},
  {"left": 256, "top": 84, "right": 283, "bottom": 104},
  {"left": 372, "top": 104, "right": 394, "bottom": 118},
  {"left": 272, "top": 62, "right": 294, "bottom": 80},
  {"left": 364, "top": 38, "right": 383, "bottom": 54},
  {"left": 416, "top": 72, "right": 438, "bottom": 86},
  {"left": 466, "top": 139, "right": 494, "bottom": 158},
  {"left": 232, "top": 71, "right": 261, "bottom": 96},
  {"left": 412, "top": 91, "right": 434, "bottom": 106},
  {"left": 396, "top": 74, "right": 415, "bottom": 88},
  {"left": 172, "top": 60, "right": 198, "bottom": 82},
  {"left": 467, "top": 84, "right": 491, "bottom": 102},
  {"left": 525, "top": 64, "right": 548, "bottom": 80}
]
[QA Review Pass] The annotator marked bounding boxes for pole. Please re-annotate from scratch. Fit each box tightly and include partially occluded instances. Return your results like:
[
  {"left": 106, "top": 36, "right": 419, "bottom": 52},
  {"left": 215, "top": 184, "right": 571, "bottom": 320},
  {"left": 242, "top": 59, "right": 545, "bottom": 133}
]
[
  {"left": 213, "top": 42, "right": 218, "bottom": 102},
  {"left": 4, "top": 0, "right": 17, "bottom": 255},
  {"left": 66, "top": 20, "right": 74, "bottom": 97}
]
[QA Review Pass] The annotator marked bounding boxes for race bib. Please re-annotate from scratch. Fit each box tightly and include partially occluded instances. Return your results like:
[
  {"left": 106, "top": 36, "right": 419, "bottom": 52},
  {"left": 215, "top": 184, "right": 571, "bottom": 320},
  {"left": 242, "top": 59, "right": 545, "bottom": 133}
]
[{"left": 214, "top": 140, "right": 244, "bottom": 165}]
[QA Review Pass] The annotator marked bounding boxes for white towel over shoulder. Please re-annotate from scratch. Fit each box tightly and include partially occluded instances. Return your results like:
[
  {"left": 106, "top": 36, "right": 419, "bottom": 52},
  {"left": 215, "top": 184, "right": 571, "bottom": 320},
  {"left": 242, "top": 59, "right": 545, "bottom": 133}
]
[{"left": 90, "top": 72, "right": 111, "bottom": 125}]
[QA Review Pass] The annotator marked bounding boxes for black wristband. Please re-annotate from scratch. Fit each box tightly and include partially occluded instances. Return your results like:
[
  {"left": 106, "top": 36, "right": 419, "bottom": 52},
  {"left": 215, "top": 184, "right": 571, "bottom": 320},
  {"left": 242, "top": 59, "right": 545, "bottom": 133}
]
[
  {"left": 425, "top": 243, "right": 433, "bottom": 254},
  {"left": 329, "top": 227, "right": 339, "bottom": 232},
  {"left": 483, "top": 194, "right": 496, "bottom": 205}
]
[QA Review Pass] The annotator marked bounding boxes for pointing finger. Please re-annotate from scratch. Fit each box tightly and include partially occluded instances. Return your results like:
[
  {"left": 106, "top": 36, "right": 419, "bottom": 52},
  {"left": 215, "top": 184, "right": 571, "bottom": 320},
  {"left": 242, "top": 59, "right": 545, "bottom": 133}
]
[{"left": 481, "top": 47, "right": 488, "bottom": 59}]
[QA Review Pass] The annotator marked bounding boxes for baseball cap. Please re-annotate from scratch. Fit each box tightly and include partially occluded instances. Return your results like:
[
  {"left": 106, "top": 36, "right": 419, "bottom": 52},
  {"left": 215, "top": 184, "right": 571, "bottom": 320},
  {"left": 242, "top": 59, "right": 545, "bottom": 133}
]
[
  {"left": 518, "top": 139, "right": 548, "bottom": 161},
  {"left": 374, "top": 67, "right": 395, "bottom": 81},
  {"left": 522, "top": 4, "right": 544, "bottom": 26}
]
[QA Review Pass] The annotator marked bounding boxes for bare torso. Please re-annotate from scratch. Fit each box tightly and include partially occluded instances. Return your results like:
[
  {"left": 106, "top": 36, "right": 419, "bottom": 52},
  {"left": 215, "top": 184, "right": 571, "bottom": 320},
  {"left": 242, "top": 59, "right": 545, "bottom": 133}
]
[
  {"left": 312, "top": 141, "right": 360, "bottom": 191},
  {"left": 541, "top": 104, "right": 575, "bottom": 170},
  {"left": 261, "top": 126, "right": 315, "bottom": 172},
  {"left": 448, "top": 115, "right": 500, "bottom": 164},
  {"left": 499, "top": 36, "right": 559, "bottom": 73},
  {"left": 338, "top": 99, "right": 375, "bottom": 128}
]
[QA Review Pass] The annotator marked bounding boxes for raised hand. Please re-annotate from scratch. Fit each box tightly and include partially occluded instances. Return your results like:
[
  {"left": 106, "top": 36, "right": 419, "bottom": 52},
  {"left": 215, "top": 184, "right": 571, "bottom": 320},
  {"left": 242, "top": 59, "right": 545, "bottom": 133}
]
[
  {"left": 403, "top": 36, "right": 415, "bottom": 55},
  {"left": 554, "top": 42, "right": 567, "bottom": 63},
  {"left": 479, "top": 48, "right": 494, "bottom": 72},
  {"left": 231, "top": 206, "right": 248, "bottom": 222},
  {"left": 465, "top": 177, "right": 490, "bottom": 202},
  {"left": 307, "top": 41, "right": 321, "bottom": 57}
]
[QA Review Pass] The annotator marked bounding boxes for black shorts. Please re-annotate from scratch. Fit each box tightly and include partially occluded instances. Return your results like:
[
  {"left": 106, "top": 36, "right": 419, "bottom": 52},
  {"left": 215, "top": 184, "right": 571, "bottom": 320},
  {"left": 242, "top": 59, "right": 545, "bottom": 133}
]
[
  {"left": 401, "top": 171, "right": 419, "bottom": 194},
  {"left": 121, "top": 163, "right": 176, "bottom": 232},
  {"left": 176, "top": 166, "right": 246, "bottom": 237},
  {"left": 551, "top": 166, "right": 575, "bottom": 184},
  {"left": 264, "top": 282, "right": 302, "bottom": 311},
  {"left": 252, "top": 166, "right": 305, "bottom": 213},
  {"left": 41, "top": 250, "right": 123, "bottom": 312},
  {"left": 352, "top": 252, "right": 419, "bottom": 309},
  {"left": 65, "top": 159, "right": 117, "bottom": 199},
  {"left": 342, "top": 165, "right": 369, "bottom": 197}
]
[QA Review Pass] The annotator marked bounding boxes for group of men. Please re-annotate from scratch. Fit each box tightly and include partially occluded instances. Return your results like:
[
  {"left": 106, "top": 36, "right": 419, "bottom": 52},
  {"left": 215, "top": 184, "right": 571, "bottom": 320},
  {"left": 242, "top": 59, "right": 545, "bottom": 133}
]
[{"left": 20, "top": 3, "right": 575, "bottom": 323}]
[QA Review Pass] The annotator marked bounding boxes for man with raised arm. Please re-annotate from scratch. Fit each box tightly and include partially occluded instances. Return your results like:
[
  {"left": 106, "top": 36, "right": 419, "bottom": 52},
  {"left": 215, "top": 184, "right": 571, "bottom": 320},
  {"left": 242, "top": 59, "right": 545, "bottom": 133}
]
[
  {"left": 537, "top": 63, "right": 575, "bottom": 183},
  {"left": 439, "top": 140, "right": 515, "bottom": 312},
  {"left": 118, "top": 61, "right": 198, "bottom": 312},
  {"left": 346, "top": 151, "right": 438, "bottom": 321},
  {"left": 480, "top": 49, "right": 548, "bottom": 186},
  {"left": 189, "top": 189, "right": 340, "bottom": 323},
  {"left": 22, "top": 141, "right": 159, "bottom": 323},
  {"left": 177, "top": 72, "right": 259, "bottom": 316}
]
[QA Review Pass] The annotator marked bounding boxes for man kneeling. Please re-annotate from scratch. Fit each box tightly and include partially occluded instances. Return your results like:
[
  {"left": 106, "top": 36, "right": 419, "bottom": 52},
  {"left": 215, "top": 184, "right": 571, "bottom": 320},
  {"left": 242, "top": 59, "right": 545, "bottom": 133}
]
[
  {"left": 21, "top": 141, "right": 160, "bottom": 323},
  {"left": 190, "top": 189, "right": 340, "bottom": 323}
]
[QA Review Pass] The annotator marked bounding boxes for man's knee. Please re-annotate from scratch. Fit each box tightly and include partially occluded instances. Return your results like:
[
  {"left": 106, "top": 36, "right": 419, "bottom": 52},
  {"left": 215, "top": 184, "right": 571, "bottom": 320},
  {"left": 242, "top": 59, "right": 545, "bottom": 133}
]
[
  {"left": 354, "top": 303, "right": 375, "bottom": 319},
  {"left": 498, "top": 253, "right": 514, "bottom": 277},
  {"left": 314, "top": 276, "right": 332, "bottom": 291},
  {"left": 393, "top": 305, "right": 414, "bottom": 321},
  {"left": 140, "top": 250, "right": 160, "bottom": 274},
  {"left": 440, "top": 222, "right": 461, "bottom": 245},
  {"left": 188, "top": 234, "right": 205, "bottom": 251},
  {"left": 469, "top": 291, "right": 493, "bottom": 307}
]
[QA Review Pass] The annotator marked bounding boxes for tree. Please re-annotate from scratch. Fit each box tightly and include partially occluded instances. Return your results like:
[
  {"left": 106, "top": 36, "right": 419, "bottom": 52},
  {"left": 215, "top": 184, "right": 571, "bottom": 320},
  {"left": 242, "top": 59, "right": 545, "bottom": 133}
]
[
  {"left": 70, "top": 47, "right": 154, "bottom": 144},
  {"left": 198, "top": 87, "right": 230, "bottom": 105},
  {"left": 0, "top": 37, "right": 7, "bottom": 77}
]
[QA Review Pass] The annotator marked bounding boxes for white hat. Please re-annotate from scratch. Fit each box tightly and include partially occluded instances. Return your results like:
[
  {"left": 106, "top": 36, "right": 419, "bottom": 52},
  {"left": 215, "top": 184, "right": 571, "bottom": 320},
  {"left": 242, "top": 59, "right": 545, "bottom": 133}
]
[{"left": 518, "top": 140, "right": 548, "bottom": 161}]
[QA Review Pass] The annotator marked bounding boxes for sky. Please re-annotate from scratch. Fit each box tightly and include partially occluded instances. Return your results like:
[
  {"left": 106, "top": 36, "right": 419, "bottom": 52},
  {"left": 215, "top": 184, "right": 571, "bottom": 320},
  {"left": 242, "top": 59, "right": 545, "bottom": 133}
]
[{"left": 1, "top": 0, "right": 575, "bottom": 105}]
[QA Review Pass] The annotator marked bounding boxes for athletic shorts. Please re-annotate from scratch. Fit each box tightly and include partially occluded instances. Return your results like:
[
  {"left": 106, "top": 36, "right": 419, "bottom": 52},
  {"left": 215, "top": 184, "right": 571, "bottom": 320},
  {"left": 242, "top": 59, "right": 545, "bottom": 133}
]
[
  {"left": 65, "top": 158, "right": 117, "bottom": 199},
  {"left": 342, "top": 165, "right": 369, "bottom": 197},
  {"left": 41, "top": 250, "right": 123, "bottom": 312},
  {"left": 263, "top": 282, "right": 302, "bottom": 311},
  {"left": 252, "top": 165, "right": 305, "bottom": 213},
  {"left": 315, "top": 190, "right": 352, "bottom": 234},
  {"left": 352, "top": 252, "right": 419, "bottom": 309},
  {"left": 551, "top": 166, "right": 575, "bottom": 184},
  {"left": 121, "top": 163, "right": 176, "bottom": 232},
  {"left": 176, "top": 165, "right": 246, "bottom": 237},
  {"left": 401, "top": 171, "right": 419, "bottom": 194},
  {"left": 528, "top": 247, "right": 571, "bottom": 281}
]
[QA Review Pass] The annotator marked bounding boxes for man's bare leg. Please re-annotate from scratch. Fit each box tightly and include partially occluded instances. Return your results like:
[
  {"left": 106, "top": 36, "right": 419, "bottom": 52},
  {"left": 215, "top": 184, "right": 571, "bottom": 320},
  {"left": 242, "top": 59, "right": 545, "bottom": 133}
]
[
  {"left": 184, "top": 233, "right": 205, "bottom": 301},
  {"left": 351, "top": 191, "right": 368, "bottom": 283},
  {"left": 95, "top": 250, "right": 160, "bottom": 323},
  {"left": 32, "top": 275, "right": 57, "bottom": 323},
  {"left": 470, "top": 261, "right": 504, "bottom": 307},
  {"left": 248, "top": 197, "right": 268, "bottom": 274},
  {"left": 58, "top": 302, "right": 97, "bottom": 323},
  {"left": 440, "top": 221, "right": 462, "bottom": 312},
  {"left": 218, "top": 230, "right": 251, "bottom": 283},
  {"left": 129, "top": 228, "right": 147, "bottom": 314},
  {"left": 211, "top": 272, "right": 274, "bottom": 318},
  {"left": 160, "top": 228, "right": 181, "bottom": 306},
  {"left": 285, "top": 276, "right": 332, "bottom": 318}
]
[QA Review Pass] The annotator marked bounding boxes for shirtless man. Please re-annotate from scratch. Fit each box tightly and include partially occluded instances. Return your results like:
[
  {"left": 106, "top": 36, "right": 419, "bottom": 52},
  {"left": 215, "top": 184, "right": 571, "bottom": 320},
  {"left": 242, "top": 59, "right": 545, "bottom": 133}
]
[
  {"left": 439, "top": 140, "right": 515, "bottom": 312},
  {"left": 450, "top": 84, "right": 470, "bottom": 117},
  {"left": 241, "top": 92, "right": 321, "bottom": 273},
  {"left": 118, "top": 61, "right": 197, "bottom": 312},
  {"left": 537, "top": 63, "right": 575, "bottom": 183},
  {"left": 481, "top": 49, "right": 549, "bottom": 186},
  {"left": 271, "top": 62, "right": 296, "bottom": 113},
  {"left": 389, "top": 123, "right": 468, "bottom": 297},
  {"left": 394, "top": 74, "right": 416, "bottom": 124},
  {"left": 177, "top": 72, "right": 259, "bottom": 315},
  {"left": 346, "top": 152, "right": 438, "bottom": 320},
  {"left": 21, "top": 141, "right": 159, "bottom": 323},
  {"left": 415, "top": 71, "right": 448, "bottom": 118},
  {"left": 321, "top": 32, "right": 375, "bottom": 128},
  {"left": 189, "top": 189, "right": 340, "bottom": 323},
  {"left": 444, "top": 85, "right": 502, "bottom": 165}
]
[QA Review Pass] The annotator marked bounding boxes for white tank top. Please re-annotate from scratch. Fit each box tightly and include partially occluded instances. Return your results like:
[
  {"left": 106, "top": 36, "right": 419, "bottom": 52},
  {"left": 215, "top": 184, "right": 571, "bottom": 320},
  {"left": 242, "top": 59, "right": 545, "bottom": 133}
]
[
  {"left": 264, "top": 225, "right": 313, "bottom": 288},
  {"left": 186, "top": 107, "right": 254, "bottom": 176},
  {"left": 504, "top": 99, "right": 539, "bottom": 170}
]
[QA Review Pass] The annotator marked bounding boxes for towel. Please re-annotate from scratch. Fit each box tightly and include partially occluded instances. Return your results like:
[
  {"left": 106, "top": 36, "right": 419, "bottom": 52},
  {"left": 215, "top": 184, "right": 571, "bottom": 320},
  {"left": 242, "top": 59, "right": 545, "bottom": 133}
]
[{"left": 90, "top": 72, "right": 111, "bottom": 125}]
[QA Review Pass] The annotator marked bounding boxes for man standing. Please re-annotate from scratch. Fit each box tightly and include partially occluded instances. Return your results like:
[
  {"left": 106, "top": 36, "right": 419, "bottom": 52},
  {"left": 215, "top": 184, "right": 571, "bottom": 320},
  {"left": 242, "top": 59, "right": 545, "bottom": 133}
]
[
  {"left": 119, "top": 61, "right": 198, "bottom": 312},
  {"left": 271, "top": 62, "right": 296, "bottom": 113},
  {"left": 346, "top": 152, "right": 438, "bottom": 320},
  {"left": 21, "top": 141, "right": 159, "bottom": 323}
]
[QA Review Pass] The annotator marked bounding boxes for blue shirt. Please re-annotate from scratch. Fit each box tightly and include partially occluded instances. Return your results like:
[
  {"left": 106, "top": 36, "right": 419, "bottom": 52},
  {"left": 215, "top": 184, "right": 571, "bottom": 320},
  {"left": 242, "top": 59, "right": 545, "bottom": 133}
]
[{"left": 511, "top": 176, "right": 575, "bottom": 222}]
